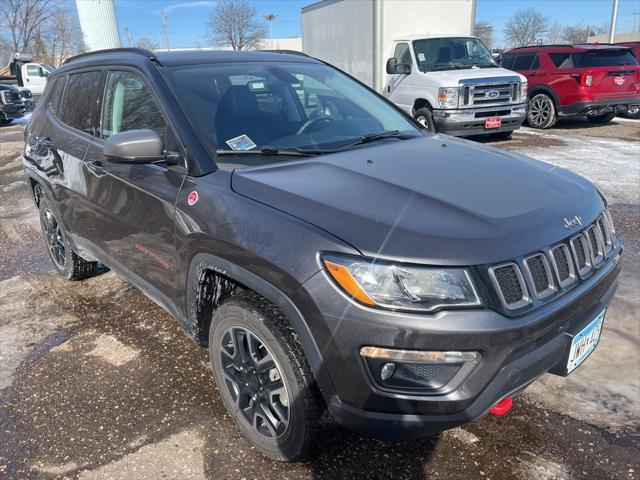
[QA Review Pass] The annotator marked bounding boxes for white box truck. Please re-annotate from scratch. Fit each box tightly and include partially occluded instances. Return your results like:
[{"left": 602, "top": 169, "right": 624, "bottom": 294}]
[{"left": 301, "top": 0, "right": 527, "bottom": 138}]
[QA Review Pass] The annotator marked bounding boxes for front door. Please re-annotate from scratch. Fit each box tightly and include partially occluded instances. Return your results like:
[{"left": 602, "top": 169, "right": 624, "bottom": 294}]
[{"left": 82, "top": 69, "right": 186, "bottom": 301}]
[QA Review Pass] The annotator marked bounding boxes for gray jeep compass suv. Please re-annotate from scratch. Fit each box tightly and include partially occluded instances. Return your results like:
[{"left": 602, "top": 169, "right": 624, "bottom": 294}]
[{"left": 23, "top": 48, "right": 623, "bottom": 461}]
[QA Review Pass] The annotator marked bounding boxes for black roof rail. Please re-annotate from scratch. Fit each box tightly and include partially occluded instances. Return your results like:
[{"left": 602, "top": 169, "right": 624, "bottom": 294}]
[
  {"left": 63, "top": 47, "right": 160, "bottom": 65},
  {"left": 509, "top": 44, "right": 575, "bottom": 50},
  {"left": 258, "top": 49, "right": 311, "bottom": 57}
]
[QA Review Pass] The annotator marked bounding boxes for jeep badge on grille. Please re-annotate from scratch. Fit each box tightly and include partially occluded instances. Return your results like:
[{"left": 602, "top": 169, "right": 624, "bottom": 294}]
[{"left": 563, "top": 215, "right": 583, "bottom": 229}]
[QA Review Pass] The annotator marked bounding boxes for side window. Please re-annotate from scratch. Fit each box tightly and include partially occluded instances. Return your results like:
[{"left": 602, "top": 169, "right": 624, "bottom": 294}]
[
  {"left": 512, "top": 54, "right": 536, "bottom": 71},
  {"left": 393, "top": 43, "right": 412, "bottom": 66},
  {"left": 549, "top": 53, "right": 574, "bottom": 69},
  {"left": 26, "top": 65, "right": 40, "bottom": 76},
  {"left": 501, "top": 54, "right": 515, "bottom": 70},
  {"left": 60, "top": 71, "right": 103, "bottom": 135},
  {"left": 44, "top": 76, "right": 65, "bottom": 116},
  {"left": 101, "top": 71, "right": 168, "bottom": 146}
]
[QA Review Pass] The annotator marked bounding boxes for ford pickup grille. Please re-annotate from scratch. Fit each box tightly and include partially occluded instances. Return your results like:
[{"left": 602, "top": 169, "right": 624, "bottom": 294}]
[
  {"left": 462, "top": 82, "right": 519, "bottom": 107},
  {"left": 488, "top": 212, "right": 617, "bottom": 311}
]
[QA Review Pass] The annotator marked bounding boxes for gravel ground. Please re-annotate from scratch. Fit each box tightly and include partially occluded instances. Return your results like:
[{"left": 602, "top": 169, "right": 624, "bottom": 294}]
[{"left": 1, "top": 118, "right": 639, "bottom": 480}]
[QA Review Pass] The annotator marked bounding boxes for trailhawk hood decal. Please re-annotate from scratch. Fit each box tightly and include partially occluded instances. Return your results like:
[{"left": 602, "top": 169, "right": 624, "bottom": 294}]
[{"left": 231, "top": 136, "right": 603, "bottom": 265}]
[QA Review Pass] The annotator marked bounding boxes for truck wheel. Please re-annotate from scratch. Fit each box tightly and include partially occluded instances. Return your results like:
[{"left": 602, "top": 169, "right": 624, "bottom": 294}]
[
  {"left": 39, "top": 197, "right": 97, "bottom": 280},
  {"left": 586, "top": 112, "right": 616, "bottom": 124},
  {"left": 414, "top": 108, "right": 436, "bottom": 132},
  {"left": 209, "top": 291, "right": 323, "bottom": 461},
  {"left": 527, "top": 94, "right": 557, "bottom": 129},
  {"left": 0, "top": 117, "right": 12, "bottom": 126}
]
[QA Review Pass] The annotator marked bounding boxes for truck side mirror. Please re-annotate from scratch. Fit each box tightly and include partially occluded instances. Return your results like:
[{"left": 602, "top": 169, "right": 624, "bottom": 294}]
[
  {"left": 39, "top": 68, "right": 49, "bottom": 77},
  {"left": 386, "top": 58, "right": 398, "bottom": 74}
]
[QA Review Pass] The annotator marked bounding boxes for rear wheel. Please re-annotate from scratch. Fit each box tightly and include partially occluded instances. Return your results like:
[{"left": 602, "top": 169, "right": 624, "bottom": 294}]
[
  {"left": 622, "top": 105, "right": 640, "bottom": 119},
  {"left": 586, "top": 112, "right": 616, "bottom": 124},
  {"left": 0, "top": 117, "right": 12, "bottom": 126},
  {"left": 527, "top": 93, "right": 557, "bottom": 129},
  {"left": 38, "top": 197, "right": 97, "bottom": 280},
  {"left": 414, "top": 107, "right": 436, "bottom": 132},
  {"left": 209, "top": 292, "right": 323, "bottom": 461}
]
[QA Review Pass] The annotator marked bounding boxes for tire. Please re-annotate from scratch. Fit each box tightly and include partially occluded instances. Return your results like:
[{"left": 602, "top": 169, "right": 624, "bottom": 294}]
[
  {"left": 586, "top": 112, "right": 616, "bottom": 124},
  {"left": 209, "top": 291, "right": 323, "bottom": 461},
  {"left": 622, "top": 106, "right": 640, "bottom": 119},
  {"left": 38, "top": 196, "right": 97, "bottom": 280},
  {"left": 0, "top": 117, "right": 12, "bottom": 126},
  {"left": 414, "top": 107, "right": 436, "bottom": 132},
  {"left": 527, "top": 93, "right": 557, "bottom": 129},
  {"left": 492, "top": 130, "right": 513, "bottom": 141}
]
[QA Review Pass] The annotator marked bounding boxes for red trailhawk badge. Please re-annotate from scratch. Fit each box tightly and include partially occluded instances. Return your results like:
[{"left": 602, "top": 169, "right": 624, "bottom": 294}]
[
  {"left": 614, "top": 76, "right": 626, "bottom": 86},
  {"left": 187, "top": 191, "right": 199, "bottom": 205}
]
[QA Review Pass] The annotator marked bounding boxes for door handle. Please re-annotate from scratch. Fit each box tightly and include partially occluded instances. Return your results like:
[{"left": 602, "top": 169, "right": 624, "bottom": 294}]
[{"left": 86, "top": 160, "right": 107, "bottom": 176}]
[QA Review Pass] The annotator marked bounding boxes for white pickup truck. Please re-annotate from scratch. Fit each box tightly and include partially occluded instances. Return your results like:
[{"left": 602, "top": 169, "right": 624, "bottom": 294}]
[
  {"left": 0, "top": 53, "right": 52, "bottom": 98},
  {"left": 383, "top": 35, "right": 527, "bottom": 138}
]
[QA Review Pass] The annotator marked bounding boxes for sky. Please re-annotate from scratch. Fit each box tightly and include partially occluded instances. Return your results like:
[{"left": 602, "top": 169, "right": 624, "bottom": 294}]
[{"left": 97, "top": 0, "right": 640, "bottom": 49}]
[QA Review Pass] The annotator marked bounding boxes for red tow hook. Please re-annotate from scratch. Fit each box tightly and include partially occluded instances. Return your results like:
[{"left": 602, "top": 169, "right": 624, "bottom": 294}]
[{"left": 490, "top": 396, "right": 513, "bottom": 415}]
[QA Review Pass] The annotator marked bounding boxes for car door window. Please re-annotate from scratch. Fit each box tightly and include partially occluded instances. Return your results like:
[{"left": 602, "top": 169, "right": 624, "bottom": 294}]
[
  {"left": 549, "top": 53, "right": 574, "bottom": 69},
  {"left": 60, "top": 70, "right": 103, "bottom": 135},
  {"left": 501, "top": 54, "right": 515, "bottom": 70},
  {"left": 26, "top": 65, "right": 40, "bottom": 76},
  {"left": 512, "top": 54, "right": 536, "bottom": 71},
  {"left": 393, "top": 43, "right": 412, "bottom": 68},
  {"left": 101, "top": 70, "right": 168, "bottom": 146}
]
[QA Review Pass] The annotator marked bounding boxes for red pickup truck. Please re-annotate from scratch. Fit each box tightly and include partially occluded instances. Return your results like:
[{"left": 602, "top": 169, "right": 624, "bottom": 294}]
[{"left": 502, "top": 44, "right": 640, "bottom": 128}]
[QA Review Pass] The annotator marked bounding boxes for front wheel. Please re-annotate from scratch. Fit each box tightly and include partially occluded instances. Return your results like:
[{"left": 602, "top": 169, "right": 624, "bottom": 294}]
[
  {"left": 527, "top": 93, "right": 557, "bottom": 129},
  {"left": 586, "top": 112, "right": 616, "bottom": 124},
  {"left": 209, "top": 292, "right": 323, "bottom": 461},
  {"left": 414, "top": 107, "right": 436, "bottom": 132}
]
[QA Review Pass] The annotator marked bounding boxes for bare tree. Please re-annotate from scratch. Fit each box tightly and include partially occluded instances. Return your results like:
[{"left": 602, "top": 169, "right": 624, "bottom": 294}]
[
  {"left": 474, "top": 22, "right": 493, "bottom": 50},
  {"left": 31, "top": 6, "right": 84, "bottom": 66},
  {"left": 134, "top": 37, "right": 160, "bottom": 51},
  {"left": 546, "top": 21, "right": 562, "bottom": 44},
  {"left": 504, "top": 8, "right": 549, "bottom": 48},
  {"left": 206, "top": 0, "right": 267, "bottom": 50},
  {"left": 0, "top": 0, "right": 56, "bottom": 54},
  {"left": 561, "top": 25, "right": 590, "bottom": 44}
]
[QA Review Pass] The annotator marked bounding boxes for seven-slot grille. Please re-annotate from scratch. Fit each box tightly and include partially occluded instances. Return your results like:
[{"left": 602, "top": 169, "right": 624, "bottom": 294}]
[
  {"left": 461, "top": 82, "right": 519, "bottom": 107},
  {"left": 489, "top": 212, "right": 617, "bottom": 311}
]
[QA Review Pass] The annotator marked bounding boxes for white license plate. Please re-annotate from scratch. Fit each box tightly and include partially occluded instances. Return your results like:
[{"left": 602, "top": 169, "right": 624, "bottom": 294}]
[{"left": 566, "top": 310, "right": 605, "bottom": 374}]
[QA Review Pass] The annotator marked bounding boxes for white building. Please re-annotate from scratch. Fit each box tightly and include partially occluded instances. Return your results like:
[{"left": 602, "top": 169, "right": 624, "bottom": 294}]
[{"left": 75, "top": 0, "right": 121, "bottom": 51}]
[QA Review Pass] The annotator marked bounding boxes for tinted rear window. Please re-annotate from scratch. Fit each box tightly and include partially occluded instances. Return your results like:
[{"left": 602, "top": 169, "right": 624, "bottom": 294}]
[
  {"left": 512, "top": 54, "right": 539, "bottom": 71},
  {"left": 43, "top": 77, "right": 65, "bottom": 116},
  {"left": 580, "top": 49, "right": 638, "bottom": 67},
  {"left": 60, "top": 71, "right": 103, "bottom": 134},
  {"left": 549, "top": 53, "right": 574, "bottom": 69}
]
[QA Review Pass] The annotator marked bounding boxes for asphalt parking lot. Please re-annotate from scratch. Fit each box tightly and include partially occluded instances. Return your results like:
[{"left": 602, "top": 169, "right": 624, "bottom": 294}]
[{"left": 1, "top": 117, "right": 639, "bottom": 480}]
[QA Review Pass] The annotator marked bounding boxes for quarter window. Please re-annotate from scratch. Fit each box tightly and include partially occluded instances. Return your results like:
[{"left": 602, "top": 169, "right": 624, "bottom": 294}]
[
  {"left": 59, "top": 70, "right": 103, "bottom": 135},
  {"left": 393, "top": 43, "right": 412, "bottom": 66},
  {"left": 101, "top": 71, "right": 168, "bottom": 146},
  {"left": 549, "top": 53, "right": 574, "bottom": 69}
]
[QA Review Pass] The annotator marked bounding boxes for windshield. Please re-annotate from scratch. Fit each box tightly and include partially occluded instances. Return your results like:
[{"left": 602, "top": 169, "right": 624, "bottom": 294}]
[
  {"left": 41, "top": 64, "right": 55, "bottom": 72},
  {"left": 168, "top": 62, "right": 420, "bottom": 157},
  {"left": 413, "top": 37, "right": 497, "bottom": 72}
]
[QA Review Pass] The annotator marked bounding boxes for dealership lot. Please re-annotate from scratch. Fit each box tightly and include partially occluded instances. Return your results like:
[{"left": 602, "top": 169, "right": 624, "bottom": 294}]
[{"left": 1, "top": 120, "right": 639, "bottom": 479}]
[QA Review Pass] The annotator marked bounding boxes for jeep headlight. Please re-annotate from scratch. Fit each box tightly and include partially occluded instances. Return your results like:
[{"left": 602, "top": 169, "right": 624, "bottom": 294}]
[
  {"left": 519, "top": 81, "right": 528, "bottom": 103},
  {"left": 437, "top": 87, "right": 460, "bottom": 109},
  {"left": 322, "top": 254, "right": 481, "bottom": 312}
]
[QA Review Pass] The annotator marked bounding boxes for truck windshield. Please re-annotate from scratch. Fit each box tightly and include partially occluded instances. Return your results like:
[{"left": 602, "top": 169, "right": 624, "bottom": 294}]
[
  {"left": 168, "top": 61, "right": 420, "bottom": 157},
  {"left": 413, "top": 37, "right": 497, "bottom": 72}
]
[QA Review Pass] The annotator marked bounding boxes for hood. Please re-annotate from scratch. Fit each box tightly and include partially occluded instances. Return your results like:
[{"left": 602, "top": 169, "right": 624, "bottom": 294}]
[
  {"left": 422, "top": 67, "right": 525, "bottom": 83},
  {"left": 231, "top": 135, "right": 604, "bottom": 265}
]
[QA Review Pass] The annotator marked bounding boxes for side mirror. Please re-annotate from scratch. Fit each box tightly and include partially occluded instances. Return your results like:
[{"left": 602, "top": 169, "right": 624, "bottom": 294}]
[
  {"left": 103, "top": 129, "right": 165, "bottom": 164},
  {"left": 39, "top": 68, "right": 48, "bottom": 77},
  {"left": 386, "top": 58, "right": 398, "bottom": 74}
]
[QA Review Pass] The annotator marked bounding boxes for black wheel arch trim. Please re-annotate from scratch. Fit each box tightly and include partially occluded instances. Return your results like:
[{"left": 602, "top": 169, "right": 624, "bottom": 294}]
[
  {"left": 186, "top": 252, "right": 336, "bottom": 397},
  {"left": 528, "top": 86, "right": 560, "bottom": 109}
]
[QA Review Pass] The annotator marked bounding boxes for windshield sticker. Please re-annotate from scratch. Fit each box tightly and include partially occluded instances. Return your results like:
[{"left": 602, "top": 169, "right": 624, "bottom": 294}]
[
  {"left": 417, "top": 53, "right": 426, "bottom": 62},
  {"left": 226, "top": 134, "right": 257, "bottom": 151}
]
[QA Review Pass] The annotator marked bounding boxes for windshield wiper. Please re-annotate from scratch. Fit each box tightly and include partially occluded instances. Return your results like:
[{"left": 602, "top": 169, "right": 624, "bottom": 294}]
[
  {"left": 216, "top": 148, "right": 316, "bottom": 157},
  {"left": 301, "top": 130, "right": 416, "bottom": 154}
]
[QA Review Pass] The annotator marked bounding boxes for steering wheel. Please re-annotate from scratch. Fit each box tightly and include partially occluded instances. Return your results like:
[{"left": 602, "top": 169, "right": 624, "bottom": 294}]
[{"left": 296, "top": 114, "right": 335, "bottom": 135}]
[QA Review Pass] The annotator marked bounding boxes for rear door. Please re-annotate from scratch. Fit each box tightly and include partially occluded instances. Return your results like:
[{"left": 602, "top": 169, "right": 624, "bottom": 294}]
[
  {"left": 580, "top": 49, "right": 639, "bottom": 101},
  {"left": 81, "top": 69, "right": 186, "bottom": 300}
]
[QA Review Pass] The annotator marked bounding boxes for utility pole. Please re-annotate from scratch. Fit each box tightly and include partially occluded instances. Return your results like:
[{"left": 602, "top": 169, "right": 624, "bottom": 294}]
[
  {"left": 264, "top": 14, "right": 277, "bottom": 48},
  {"left": 633, "top": 11, "right": 640, "bottom": 33},
  {"left": 608, "top": 0, "right": 619, "bottom": 43},
  {"left": 161, "top": 11, "right": 170, "bottom": 50},
  {"left": 124, "top": 26, "right": 132, "bottom": 47}
]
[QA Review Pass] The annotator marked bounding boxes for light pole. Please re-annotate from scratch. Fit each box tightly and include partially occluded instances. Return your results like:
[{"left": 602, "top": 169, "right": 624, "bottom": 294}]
[
  {"left": 264, "top": 13, "right": 277, "bottom": 48},
  {"left": 608, "top": 0, "right": 619, "bottom": 43}
]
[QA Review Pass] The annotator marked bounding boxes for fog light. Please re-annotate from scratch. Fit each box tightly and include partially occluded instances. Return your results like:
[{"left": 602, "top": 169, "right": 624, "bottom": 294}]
[
  {"left": 360, "top": 346, "right": 480, "bottom": 364},
  {"left": 380, "top": 362, "right": 396, "bottom": 381}
]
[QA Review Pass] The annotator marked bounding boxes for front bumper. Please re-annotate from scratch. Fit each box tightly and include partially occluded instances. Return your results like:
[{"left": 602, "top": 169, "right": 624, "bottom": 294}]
[
  {"left": 297, "top": 244, "right": 622, "bottom": 440},
  {"left": 559, "top": 98, "right": 640, "bottom": 116},
  {"left": 433, "top": 103, "right": 526, "bottom": 137},
  {"left": 0, "top": 102, "right": 26, "bottom": 120}
]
